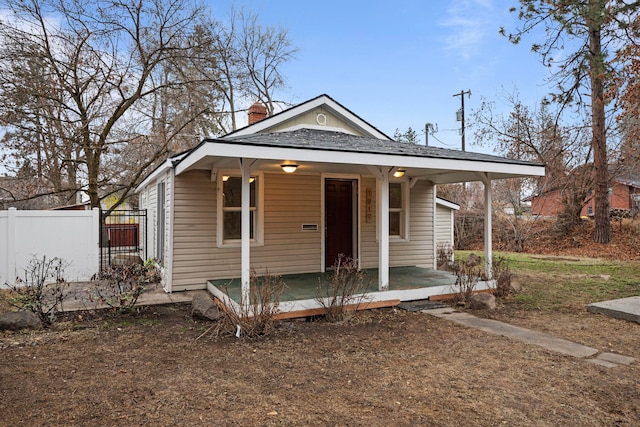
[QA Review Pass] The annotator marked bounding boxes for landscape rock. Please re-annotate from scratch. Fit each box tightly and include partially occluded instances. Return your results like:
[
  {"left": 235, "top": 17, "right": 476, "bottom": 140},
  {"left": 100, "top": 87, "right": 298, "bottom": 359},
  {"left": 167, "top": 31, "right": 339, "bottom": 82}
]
[
  {"left": 0, "top": 311, "right": 42, "bottom": 331},
  {"left": 469, "top": 293, "right": 496, "bottom": 310},
  {"left": 191, "top": 294, "right": 220, "bottom": 321}
]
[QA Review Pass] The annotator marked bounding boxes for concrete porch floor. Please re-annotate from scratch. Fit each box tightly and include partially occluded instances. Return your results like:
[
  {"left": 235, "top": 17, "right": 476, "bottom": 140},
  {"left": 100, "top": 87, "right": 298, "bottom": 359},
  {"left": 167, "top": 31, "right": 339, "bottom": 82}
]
[{"left": 208, "top": 266, "right": 458, "bottom": 304}]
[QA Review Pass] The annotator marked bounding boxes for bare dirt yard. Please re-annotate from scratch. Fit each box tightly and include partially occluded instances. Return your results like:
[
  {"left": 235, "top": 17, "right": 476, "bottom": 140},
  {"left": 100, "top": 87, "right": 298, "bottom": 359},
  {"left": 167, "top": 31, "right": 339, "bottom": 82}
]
[
  {"left": 1, "top": 302, "right": 638, "bottom": 426},
  {"left": 1, "top": 220, "right": 639, "bottom": 426}
]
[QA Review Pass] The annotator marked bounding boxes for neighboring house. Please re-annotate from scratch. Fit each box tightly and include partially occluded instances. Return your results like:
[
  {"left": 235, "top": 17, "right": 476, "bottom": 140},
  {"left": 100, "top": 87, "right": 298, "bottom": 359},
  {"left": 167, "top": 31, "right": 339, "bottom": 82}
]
[
  {"left": 530, "top": 176, "right": 640, "bottom": 217},
  {"left": 136, "top": 94, "right": 544, "bottom": 315}
]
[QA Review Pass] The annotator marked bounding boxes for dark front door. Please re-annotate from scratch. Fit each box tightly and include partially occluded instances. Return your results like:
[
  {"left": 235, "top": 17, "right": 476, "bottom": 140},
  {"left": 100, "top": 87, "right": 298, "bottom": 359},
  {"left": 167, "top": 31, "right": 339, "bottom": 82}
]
[{"left": 325, "top": 179, "right": 355, "bottom": 268}]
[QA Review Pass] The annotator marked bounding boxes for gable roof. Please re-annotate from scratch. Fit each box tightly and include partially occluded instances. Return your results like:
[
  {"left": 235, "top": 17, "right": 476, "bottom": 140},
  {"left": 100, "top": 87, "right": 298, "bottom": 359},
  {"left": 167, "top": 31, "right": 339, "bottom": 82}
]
[
  {"left": 136, "top": 94, "right": 546, "bottom": 191},
  {"left": 223, "top": 94, "right": 391, "bottom": 140},
  {"left": 220, "top": 128, "right": 538, "bottom": 167}
]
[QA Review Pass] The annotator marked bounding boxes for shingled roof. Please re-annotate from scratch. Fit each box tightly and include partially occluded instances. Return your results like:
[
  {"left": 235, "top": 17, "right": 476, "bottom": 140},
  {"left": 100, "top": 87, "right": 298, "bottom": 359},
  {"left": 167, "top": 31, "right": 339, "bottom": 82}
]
[{"left": 209, "top": 128, "right": 542, "bottom": 167}]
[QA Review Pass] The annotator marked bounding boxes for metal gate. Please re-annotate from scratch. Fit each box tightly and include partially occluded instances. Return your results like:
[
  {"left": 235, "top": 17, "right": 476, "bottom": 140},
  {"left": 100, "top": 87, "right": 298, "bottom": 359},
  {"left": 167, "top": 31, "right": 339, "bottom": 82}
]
[{"left": 99, "top": 209, "right": 148, "bottom": 270}]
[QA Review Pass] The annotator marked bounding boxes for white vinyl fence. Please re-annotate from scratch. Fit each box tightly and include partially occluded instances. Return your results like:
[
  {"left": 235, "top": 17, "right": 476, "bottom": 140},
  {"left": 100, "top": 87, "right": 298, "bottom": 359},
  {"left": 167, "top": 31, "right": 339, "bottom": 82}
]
[{"left": 0, "top": 208, "right": 100, "bottom": 286}]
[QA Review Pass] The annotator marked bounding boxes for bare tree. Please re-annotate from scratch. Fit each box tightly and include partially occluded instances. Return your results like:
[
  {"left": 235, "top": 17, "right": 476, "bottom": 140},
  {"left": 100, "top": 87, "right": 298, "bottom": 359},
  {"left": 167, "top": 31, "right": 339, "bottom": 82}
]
[
  {"left": 0, "top": 1, "right": 297, "bottom": 210},
  {"left": 473, "top": 93, "right": 592, "bottom": 207},
  {"left": 209, "top": 8, "right": 297, "bottom": 134},
  {"left": 502, "top": 0, "right": 640, "bottom": 243},
  {"left": 239, "top": 10, "right": 297, "bottom": 117},
  {"left": 614, "top": 16, "right": 640, "bottom": 176},
  {"left": 472, "top": 92, "right": 595, "bottom": 246},
  {"left": 0, "top": 0, "right": 218, "bottom": 211}
]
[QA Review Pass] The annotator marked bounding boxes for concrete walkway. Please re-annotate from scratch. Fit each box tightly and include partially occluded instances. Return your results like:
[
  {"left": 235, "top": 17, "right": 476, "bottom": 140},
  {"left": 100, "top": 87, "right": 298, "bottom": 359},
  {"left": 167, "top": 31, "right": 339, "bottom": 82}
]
[
  {"left": 587, "top": 296, "right": 640, "bottom": 325},
  {"left": 424, "top": 307, "right": 636, "bottom": 368},
  {"left": 60, "top": 281, "right": 207, "bottom": 312}
]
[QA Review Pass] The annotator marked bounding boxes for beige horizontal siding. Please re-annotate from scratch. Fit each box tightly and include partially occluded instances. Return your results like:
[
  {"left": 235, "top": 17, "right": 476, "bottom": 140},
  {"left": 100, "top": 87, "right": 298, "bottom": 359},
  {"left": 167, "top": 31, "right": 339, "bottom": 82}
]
[
  {"left": 360, "top": 179, "right": 435, "bottom": 269},
  {"left": 170, "top": 169, "right": 437, "bottom": 291},
  {"left": 360, "top": 177, "right": 378, "bottom": 266},
  {"left": 436, "top": 204, "right": 453, "bottom": 247},
  {"left": 170, "top": 169, "right": 215, "bottom": 290},
  {"left": 170, "top": 170, "right": 322, "bottom": 290},
  {"left": 258, "top": 173, "right": 321, "bottom": 275}
]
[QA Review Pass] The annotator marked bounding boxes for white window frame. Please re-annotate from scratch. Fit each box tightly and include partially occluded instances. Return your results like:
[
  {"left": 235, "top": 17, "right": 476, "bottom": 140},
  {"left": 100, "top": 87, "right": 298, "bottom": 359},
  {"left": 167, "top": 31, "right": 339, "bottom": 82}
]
[
  {"left": 377, "top": 178, "right": 410, "bottom": 242},
  {"left": 217, "top": 170, "right": 264, "bottom": 248}
]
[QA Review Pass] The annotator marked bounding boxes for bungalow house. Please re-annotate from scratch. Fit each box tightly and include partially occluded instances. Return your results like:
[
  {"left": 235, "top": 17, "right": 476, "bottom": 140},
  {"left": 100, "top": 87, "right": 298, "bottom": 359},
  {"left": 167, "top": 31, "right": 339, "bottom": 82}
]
[
  {"left": 530, "top": 174, "right": 640, "bottom": 217},
  {"left": 136, "top": 94, "right": 544, "bottom": 315}
]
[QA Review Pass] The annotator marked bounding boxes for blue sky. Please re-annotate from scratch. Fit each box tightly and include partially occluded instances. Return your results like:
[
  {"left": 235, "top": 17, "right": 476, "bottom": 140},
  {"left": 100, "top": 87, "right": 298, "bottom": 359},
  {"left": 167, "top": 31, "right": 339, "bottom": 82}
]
[{"left": 209, "top": 0, "right": 555, "bottom": 152}]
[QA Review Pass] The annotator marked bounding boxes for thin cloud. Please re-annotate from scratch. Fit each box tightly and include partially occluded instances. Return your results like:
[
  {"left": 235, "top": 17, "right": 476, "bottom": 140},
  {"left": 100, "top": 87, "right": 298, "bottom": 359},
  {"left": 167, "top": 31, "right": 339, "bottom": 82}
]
[{"left": 439, "top": 0, "right": 496, "bottom": 61}]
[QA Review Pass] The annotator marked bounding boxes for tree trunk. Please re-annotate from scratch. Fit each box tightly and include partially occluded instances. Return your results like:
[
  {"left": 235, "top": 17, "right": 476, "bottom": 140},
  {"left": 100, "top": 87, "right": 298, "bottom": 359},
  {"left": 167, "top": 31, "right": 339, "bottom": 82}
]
[
  {"left": 87, "top": 148, "right": 101, "bottom": 209},
  {"left": 589, "top": 16, "right": 611, "bottom": 244}
]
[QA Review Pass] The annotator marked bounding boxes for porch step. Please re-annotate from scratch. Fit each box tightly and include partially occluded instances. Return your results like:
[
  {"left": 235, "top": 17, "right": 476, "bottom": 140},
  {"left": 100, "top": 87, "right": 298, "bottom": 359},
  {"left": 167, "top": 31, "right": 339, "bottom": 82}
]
[{"left": 398, "top": 300, "right": 450, "bottom": 312}]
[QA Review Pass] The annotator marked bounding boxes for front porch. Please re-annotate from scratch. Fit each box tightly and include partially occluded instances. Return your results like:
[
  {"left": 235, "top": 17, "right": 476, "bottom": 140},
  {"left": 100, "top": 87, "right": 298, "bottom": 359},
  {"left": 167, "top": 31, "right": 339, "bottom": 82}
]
[{"left": 207, "top": 266, "right": 494, "bottom": 319}]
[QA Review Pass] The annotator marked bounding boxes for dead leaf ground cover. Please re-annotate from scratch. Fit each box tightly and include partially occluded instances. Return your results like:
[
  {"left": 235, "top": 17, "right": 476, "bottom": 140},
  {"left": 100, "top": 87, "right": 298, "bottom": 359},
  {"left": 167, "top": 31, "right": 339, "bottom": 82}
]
[
  {"left": 1, "top": 222, "right": 640, "bottom": 426},
  {"left": 1, "top": 303, "right": 639, "bottom": 427}
]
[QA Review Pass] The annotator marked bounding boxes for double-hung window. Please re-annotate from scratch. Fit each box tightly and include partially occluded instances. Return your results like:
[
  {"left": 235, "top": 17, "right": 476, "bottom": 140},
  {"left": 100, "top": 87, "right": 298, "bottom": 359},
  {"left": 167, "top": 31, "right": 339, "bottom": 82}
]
[
  {"left": 217, "top": 172, "right": 263, "bottom": 247},
  {"left": 389, "top": 182, "right": 403, "bottom": 237},
  {"left": 388, "top": 181, "right": 409, "bottom": 240}
]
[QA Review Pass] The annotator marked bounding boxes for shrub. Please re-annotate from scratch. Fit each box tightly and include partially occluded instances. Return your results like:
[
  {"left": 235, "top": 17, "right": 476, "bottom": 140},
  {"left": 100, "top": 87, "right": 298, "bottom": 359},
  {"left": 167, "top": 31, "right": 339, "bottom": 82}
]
[
  {"left": 316, "top": 256, "right": 370, "bottom": 323},
  {"left": 218, "top": 269, "right": 284, "bottom": 339},
  {"left": 91, "top": 262, "right": 160, "bottom": 313},
  {"left": 492, "top": 256, "right": 514, "bottom": 298},
  {"left": 437, "top": 242, "right": 454, "bottom": 270},
  {"left": 451, "top": 253, "right": 483, "bottom": 302},
  {"left": 3, "top": 256, "right": 68, "bottom": 325}
]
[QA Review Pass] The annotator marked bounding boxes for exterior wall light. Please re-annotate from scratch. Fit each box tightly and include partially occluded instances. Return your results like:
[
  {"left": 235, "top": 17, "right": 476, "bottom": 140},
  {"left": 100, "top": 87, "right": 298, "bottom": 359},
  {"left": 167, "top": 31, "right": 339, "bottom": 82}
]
[
  {"left": 281, "top": 164, "right": 298, "bottom": 173},
  {"left": 393, "top": 169, "right": 406, "bottom": 178}
]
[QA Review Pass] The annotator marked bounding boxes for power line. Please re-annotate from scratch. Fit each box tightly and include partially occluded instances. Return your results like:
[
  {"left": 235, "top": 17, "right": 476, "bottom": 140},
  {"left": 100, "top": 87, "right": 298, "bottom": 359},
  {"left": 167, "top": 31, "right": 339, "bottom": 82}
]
[
  {"left": 453, "top": 89, "right": 471, "bottom": 151},
  {"left": 419, "top": 129, "right": 457, "bottom": 147}
]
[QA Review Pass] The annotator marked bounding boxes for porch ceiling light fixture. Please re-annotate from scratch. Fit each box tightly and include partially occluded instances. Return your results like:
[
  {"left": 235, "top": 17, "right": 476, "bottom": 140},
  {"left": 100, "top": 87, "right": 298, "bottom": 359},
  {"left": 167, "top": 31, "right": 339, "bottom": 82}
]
[
  {"left": 280, "top": 163, "right": 299, "bottom": 173},
  {"left": 393, "top": 168, "right": 406, "bottom": 178}
]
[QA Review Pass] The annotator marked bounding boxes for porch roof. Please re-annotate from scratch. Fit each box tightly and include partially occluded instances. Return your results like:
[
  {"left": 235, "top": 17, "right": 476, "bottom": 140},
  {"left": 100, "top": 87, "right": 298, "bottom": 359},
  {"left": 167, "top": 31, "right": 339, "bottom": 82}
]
[{"left": 174, "top": 128, "right": 545, "bottom": 184}]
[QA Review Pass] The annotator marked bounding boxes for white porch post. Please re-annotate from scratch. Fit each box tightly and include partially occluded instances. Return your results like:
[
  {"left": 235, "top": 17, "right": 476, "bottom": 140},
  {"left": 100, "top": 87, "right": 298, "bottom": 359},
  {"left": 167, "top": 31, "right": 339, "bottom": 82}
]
[
  {"left": 368, "top": 166, "right": 391, "bottom": 291},
  {"left": 240, "top": 158, "right": 252, "bottom": 307},
  {"left": 432, "top": 184, "right": 438, "bottom": 269},
  {"left": 379, "top": 173, "right": 390, "bottom": 290},
  {"left": 483, "top": 175, "right": 493, "bottom": 279}
]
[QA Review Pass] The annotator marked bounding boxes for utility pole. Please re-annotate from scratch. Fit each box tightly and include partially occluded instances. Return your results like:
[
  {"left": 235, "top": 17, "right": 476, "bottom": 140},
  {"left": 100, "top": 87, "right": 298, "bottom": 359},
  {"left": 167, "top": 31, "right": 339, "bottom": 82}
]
[
  {"left": 453, "top": 89, "right": 471, "bottom": 151},
  {"left": 424, "top": 123, "right": 436, "bottom": 146}
]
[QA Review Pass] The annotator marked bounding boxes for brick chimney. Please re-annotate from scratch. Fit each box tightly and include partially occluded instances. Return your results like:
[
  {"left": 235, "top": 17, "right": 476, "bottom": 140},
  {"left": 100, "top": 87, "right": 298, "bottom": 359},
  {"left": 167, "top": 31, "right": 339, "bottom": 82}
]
[{"left": 248, "top": 102, "right": 268, "bottom": 125}]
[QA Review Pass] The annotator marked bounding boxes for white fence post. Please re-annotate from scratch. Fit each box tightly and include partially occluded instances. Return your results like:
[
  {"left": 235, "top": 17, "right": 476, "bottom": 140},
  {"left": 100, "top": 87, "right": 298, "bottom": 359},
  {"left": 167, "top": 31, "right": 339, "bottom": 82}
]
[
  {"left": 92, "top": 208, "right": 100, "bottom": 272},
  {"left": 7, "top": 207, "right": 16, "bottom": 284}
]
